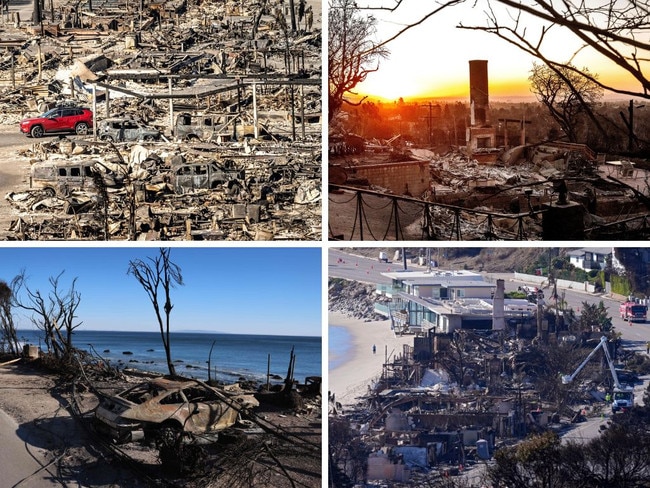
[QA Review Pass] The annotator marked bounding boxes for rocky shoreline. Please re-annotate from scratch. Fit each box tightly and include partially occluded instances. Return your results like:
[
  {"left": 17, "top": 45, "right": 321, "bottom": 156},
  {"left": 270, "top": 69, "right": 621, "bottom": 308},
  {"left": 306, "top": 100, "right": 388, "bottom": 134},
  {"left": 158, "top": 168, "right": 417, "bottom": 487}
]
[{"left": 328, "top": 277, "right": 389, "bottom": 321}]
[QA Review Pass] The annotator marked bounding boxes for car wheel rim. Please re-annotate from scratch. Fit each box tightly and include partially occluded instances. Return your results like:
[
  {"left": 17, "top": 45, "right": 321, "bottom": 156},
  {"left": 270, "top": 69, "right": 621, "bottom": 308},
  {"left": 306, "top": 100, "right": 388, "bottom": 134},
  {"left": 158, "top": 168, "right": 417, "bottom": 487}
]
[
  {"left": 32, "top": 127, "right": 43, "bottom": 137},
  {"left": 76, "top": 124, "right": 88, "bottom": 135}
]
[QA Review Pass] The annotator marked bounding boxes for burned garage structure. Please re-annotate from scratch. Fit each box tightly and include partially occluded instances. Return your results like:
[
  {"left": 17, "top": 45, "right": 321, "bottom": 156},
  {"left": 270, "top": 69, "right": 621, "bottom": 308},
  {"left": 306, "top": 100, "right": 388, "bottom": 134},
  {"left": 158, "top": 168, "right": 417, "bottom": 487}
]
[{"left": 0, "top": 0, "right": 322, "bottom": 240}]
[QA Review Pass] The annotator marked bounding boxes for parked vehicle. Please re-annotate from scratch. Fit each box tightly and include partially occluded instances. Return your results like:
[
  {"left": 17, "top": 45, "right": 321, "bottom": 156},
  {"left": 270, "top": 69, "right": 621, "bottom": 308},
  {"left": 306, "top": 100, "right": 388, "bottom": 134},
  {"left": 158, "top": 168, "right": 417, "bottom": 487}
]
[
  {"left": 94, "top": 378, "right": 258, "bottom": 443},
  {"left": 175, "top": 112, "right": 272, "bottom": 142},
  {"left": 30, "top": 159, "right": 96, "bottom": 194},
  {"left": 98, "top": 117, "right": 161, "bottom": 142},
  {"left": 20, "top": 106, "right": 93, "bottom": 138},
  {"left": 174, "top": 161, "right": 243, "bottom": 193},
  {"left": 175, "top": 112, "right": 230, "bottom": 142},
  {"left": 619, "top": 300, "right": 647, "bottom": 322},
  {"left": 30, "top": 157, "right": 125, "bottom": 194}
]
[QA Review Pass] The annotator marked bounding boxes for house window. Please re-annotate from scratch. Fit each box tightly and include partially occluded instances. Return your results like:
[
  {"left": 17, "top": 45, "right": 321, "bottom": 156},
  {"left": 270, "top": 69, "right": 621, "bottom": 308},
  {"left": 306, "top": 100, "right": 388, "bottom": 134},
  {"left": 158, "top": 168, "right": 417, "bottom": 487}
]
[{"left": 457, "top": 289, "right": 465, "bottom": 298}]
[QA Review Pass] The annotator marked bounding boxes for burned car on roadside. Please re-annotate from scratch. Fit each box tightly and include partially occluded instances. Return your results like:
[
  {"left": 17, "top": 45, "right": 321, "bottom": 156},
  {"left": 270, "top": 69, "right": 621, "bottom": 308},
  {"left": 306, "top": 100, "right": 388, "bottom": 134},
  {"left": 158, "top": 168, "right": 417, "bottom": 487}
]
[
  {"left": 94, "top": 378, "right": 259, "bottom": 443},
  {"left": 98, "top": 117, "right": 162, "bottom": 142}
]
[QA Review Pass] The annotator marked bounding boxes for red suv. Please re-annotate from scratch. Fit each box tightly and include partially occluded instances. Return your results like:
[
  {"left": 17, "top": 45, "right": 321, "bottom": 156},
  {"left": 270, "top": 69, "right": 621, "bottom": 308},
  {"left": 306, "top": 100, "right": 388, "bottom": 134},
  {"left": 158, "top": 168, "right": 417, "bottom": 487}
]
[{"left": 20, "top": 106, "right": 94, "bottom": 138}]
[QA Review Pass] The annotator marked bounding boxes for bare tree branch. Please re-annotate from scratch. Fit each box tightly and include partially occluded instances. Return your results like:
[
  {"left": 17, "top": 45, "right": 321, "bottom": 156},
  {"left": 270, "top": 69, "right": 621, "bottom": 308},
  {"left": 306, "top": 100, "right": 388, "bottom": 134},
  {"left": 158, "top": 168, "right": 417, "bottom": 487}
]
[
  {"left": 461, "top": 0, "right": 650, "bottom": 98},
  {"left": 128, "top": 248, "right": 184, "bottom": 377}
]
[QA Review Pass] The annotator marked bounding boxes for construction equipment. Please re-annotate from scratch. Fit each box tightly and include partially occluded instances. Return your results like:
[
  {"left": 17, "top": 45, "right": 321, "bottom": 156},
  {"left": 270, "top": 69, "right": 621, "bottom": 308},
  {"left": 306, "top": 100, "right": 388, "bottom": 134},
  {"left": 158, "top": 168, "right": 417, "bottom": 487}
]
[{"left": 561, "top": 336, "right": 634, "bottom": 413}]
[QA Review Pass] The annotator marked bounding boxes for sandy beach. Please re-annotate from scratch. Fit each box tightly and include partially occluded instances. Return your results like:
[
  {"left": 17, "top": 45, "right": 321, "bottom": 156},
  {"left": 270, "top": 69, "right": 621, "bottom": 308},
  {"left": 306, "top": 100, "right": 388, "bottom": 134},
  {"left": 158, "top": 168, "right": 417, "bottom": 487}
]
[{"left": 329, "top": 311, "right": 414, "bottom": 406}]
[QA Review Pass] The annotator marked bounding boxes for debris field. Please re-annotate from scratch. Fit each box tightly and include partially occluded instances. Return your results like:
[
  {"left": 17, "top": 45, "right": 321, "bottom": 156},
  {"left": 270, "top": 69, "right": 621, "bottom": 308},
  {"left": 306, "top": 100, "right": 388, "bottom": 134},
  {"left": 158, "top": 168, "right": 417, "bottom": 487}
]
[{"left": 0, "top": 0, "right": 322, "bottom": 240}]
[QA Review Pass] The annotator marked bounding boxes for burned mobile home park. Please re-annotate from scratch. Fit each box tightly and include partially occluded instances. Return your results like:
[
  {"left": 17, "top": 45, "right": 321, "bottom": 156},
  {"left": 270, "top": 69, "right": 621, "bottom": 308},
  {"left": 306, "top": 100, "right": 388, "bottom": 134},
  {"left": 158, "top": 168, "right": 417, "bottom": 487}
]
[
  {"left": 0, "top": 0, "right": 321, "bottom": 240},
  {"left": 329, "top": 248, "right": 650, "bottom": 486}
]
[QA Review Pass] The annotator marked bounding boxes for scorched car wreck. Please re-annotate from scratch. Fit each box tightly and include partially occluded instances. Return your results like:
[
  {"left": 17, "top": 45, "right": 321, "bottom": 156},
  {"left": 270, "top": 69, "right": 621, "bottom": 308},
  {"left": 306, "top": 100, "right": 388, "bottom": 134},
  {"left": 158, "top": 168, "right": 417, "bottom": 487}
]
[{"left": 94, "top": 378, "right": 259, "bottom": 442}]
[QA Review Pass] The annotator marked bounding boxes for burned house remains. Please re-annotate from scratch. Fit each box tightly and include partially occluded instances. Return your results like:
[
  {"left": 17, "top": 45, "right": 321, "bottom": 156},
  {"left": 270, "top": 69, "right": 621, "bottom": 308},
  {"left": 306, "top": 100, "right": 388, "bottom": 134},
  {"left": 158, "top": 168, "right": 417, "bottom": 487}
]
[{"left": 0, "top": 0, "right": 322, "bottom": 240}]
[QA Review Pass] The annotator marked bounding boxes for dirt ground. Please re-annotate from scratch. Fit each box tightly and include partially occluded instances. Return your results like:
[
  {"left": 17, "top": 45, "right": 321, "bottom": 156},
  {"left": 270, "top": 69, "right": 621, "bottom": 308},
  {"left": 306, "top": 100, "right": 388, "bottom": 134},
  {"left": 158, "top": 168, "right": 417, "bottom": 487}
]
[
  {"left": 0, "top": 359, "right": 322, "bottom": 487},
  {"left": 0, "top": 125, "right": 35, "bottom": 239}
]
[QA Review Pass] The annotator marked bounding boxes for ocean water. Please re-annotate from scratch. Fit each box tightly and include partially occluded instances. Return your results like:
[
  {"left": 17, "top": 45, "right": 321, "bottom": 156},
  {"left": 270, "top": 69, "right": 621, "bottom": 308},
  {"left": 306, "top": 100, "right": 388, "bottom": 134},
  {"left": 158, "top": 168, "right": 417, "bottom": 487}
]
[
  {"left": 16, "top": 329, "right": 321, "bottom": 384},
  {"left": 328, "top": 325, "right": 352, "bottom": 370}
]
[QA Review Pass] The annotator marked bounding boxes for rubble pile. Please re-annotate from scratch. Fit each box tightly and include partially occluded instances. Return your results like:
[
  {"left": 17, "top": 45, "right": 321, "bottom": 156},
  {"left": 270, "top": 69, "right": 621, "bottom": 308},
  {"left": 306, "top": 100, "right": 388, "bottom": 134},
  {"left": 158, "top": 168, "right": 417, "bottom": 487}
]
[
  {"left": 0, "top": 0, "right": 322, "bottom": 240},
  {"left": 330, "top": 143, "right": 650, "bottom": 240},
  {"left": 329, "top": 326, "right": 626, "bottom": 485},
  {"left": 6, "top": 138, "right": 321, "bottom": 240}
]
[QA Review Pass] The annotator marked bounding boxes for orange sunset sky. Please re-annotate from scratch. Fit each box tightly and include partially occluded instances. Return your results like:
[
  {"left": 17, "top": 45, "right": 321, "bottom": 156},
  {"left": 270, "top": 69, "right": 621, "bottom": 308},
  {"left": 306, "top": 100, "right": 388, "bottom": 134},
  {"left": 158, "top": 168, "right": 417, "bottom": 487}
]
[{"left": 353, "top": 1, "right": 643, "bottom": 102}]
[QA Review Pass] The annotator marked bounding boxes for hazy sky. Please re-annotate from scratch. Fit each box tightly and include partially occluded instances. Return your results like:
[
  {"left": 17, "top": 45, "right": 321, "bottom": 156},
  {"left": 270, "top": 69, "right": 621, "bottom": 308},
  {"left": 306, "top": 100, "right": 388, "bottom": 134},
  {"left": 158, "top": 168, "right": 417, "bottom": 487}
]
[
  {"left": 2, "top": 246, "right": 322, "bottom": 337},
  {"left": 355, "top": 0, "right": 642, "bottom": 101}
]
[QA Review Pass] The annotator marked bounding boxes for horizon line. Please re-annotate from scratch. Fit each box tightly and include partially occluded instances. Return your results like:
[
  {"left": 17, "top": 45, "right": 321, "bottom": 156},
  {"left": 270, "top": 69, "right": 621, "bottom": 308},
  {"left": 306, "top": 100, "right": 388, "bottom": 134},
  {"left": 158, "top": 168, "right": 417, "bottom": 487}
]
[{"left": 16, "top": 328, "right": 322, "bottom": 338}]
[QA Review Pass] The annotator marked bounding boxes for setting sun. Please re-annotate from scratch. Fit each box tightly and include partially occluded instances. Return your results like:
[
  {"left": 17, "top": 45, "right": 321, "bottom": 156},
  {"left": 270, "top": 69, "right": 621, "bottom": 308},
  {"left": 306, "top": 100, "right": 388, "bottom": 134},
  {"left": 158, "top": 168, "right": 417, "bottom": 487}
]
[{"left": 346, "top": 1, "right": 646, "bottom": 104}]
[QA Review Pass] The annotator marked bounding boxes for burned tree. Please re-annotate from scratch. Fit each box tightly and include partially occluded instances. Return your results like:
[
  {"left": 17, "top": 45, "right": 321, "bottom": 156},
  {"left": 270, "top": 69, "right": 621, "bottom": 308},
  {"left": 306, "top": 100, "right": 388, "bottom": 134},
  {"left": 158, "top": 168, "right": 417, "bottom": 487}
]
[
  {"left": 574, "top": 300, "right": 613, "bottom": 334},
  {"left": 328, "top": 0, "right": 388, "bottom": 121},
  {"left": 441, "top": 329, "right": 472, "bottom": 387},
  {"left": 361, "top": 1, "right": 649, "bottom": 102},
  {"left": 12, "top": 270, "right": 82, "bottom": 360},
  {"left": 459, "top": 0, "right": 650, "bottom": 101},
  {"left": 127, "top": 248, "right": 183, "bottom": 377},
  {"left": 529, "top": 63, "right": 603, "bottom": 143},
  {"left": 329, "top": 416, "right": 369, "bottom": 486},
  {"left": 0, "top": 280, "right": 20, "bottom": 355}
]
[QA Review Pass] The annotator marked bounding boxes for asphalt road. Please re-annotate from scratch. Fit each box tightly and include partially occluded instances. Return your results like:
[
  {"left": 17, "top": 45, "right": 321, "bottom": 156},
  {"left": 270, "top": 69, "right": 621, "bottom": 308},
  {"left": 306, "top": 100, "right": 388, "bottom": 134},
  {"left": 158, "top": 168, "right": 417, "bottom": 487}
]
[
  {"left": 328, "top": 248, "right": 650, "bottom": 351},
  {"left": 0, "top": 409, "right": 54, "bottom": 487}
]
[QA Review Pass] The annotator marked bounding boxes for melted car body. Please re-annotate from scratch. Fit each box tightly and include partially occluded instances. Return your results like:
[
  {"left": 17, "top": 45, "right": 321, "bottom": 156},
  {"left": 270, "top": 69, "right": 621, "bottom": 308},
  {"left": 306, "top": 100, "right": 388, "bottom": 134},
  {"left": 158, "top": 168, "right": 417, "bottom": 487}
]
[{"left": 94, "top": 378, "right": 258, "bottom": 442}]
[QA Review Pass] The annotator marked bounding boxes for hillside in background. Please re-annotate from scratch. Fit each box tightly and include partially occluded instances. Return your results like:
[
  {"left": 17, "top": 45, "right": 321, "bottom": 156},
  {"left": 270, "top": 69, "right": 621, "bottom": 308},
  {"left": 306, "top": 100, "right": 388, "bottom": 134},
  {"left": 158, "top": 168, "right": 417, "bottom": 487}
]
[{"left": 350, "top": 248, "right": 551, "bottom": 273}]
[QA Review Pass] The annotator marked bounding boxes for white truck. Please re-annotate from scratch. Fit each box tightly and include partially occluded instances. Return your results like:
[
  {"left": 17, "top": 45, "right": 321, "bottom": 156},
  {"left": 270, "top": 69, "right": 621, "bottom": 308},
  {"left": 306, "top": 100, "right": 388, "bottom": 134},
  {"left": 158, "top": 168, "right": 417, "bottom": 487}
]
[{"left": 561, "top": 336, "right": 634, "bottom": 413}]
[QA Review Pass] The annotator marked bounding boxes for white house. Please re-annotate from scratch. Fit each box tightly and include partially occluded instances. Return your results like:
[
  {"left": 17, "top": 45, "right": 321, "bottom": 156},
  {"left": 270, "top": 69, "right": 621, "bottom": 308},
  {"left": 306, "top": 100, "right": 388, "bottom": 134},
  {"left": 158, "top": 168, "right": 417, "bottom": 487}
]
[
  {"left": 378, "top": 269, "right": 536, "bottom": 335},
  {"left": 567, "top": 248, "right": 612, "bottom": 271}
]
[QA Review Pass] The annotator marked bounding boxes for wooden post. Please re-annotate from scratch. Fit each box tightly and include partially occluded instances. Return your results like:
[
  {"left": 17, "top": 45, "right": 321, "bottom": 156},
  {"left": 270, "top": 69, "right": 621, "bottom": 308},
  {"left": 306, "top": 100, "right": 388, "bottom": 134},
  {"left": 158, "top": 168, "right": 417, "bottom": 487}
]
[
  {"left": 10, "top": 52, "right": 15, "bottom": 90},
  {"left": 300, "top": 84, "right": 305, "bottom": 139},
  {"left": 266, "top": 353, "right": 270, "bottom": 391},
  {"left": 92, "top": 85, "right": 97, "bottom": 140},
  {"left": 290, "top": 83, "right": 296, "bottom": 141},
  {"left": 36, "top": 41, "right": 42, "bottom": 83},
  {"left": 168, "top": 77, "right": 174, "bottom": 137},
  {"left": 252, "top": 81, "right": 258, "bottom": 139}
]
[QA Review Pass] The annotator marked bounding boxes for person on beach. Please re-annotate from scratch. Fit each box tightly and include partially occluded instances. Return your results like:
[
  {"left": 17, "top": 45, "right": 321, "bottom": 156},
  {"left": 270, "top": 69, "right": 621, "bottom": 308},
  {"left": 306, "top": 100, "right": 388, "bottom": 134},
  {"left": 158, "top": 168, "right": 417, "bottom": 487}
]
[{"left": 372, "top": 344, "right": 376, "bottom": 354}]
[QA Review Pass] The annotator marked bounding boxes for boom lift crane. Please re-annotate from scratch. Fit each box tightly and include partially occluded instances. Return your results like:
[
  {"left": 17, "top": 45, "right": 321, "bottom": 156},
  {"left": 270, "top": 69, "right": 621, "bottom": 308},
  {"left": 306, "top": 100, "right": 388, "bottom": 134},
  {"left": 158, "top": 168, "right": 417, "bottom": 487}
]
[{"left": 561, "top": 336, "right": 634, "bottom": 413}]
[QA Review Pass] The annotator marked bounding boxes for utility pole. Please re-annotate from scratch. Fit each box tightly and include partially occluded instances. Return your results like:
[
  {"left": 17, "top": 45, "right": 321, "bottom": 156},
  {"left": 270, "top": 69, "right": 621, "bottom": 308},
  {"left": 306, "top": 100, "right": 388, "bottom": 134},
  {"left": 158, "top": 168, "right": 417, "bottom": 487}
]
[
  {"left": 427, "top": 103, "right": 433, "bottom": 145},
  {"left": 288, "top": 0, "right": 296, "bottom": 32},
  {"left": 620, "top": 100, "right": 645, "bottom": 152}
]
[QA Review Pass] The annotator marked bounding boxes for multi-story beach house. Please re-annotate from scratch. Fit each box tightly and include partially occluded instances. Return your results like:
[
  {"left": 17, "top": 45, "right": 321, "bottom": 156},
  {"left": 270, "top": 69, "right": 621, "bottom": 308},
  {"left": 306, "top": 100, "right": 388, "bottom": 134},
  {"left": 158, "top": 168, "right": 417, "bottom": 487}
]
[{"left": 375, "top": 268, "right": 537, "bottom": 336}]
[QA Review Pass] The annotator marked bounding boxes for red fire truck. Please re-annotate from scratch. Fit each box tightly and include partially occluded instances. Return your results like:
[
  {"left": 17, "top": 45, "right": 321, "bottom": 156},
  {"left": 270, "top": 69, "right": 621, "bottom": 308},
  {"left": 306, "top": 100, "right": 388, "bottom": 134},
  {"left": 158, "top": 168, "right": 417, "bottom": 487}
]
[{"left": 619, "top": 301, "right": 648, "bottom": 323}]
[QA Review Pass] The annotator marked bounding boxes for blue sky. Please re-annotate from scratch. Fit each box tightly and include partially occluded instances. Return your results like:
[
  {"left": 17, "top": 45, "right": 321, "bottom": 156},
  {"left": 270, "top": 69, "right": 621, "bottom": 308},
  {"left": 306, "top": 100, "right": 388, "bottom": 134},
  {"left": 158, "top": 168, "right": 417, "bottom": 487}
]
[{"left": 1, "top": 246, "right": 322, "bottom": 337}]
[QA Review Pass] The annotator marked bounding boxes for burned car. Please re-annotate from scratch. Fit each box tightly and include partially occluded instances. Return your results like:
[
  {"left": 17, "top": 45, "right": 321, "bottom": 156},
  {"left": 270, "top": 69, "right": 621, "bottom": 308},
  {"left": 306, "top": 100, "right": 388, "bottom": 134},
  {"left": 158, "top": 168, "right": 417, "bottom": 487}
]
[
  {"left": 94, "top": 378, "right": 258, "bottom": 442},
  {"left": 98, "top": 117, "right": 162, "bottom": 142},
  {"left": 30, "top": 157, "right": 126, "bottom": 195},
  {"left": 174, "top": 160, "right": 244, "bottom": 194}
]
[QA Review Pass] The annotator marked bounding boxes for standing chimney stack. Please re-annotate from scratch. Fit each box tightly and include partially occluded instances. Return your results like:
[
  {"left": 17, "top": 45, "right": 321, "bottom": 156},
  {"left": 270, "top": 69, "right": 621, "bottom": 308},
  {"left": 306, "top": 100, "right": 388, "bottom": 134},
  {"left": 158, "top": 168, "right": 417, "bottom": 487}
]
[
  {"left": 469, "top": 60, "right": 489, "bottom": 126},
  {"left": 492, "top": 279, "right": 505, "bottom": 331}
]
